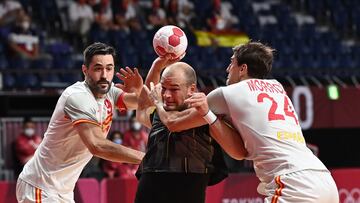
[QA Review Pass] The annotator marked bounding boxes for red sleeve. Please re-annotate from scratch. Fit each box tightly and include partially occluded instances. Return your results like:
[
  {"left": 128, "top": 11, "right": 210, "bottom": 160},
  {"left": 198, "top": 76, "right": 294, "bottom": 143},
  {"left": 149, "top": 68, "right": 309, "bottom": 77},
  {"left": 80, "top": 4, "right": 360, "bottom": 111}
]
[{"left": 116, "top": 92, "right": 127, "bottom": 112}]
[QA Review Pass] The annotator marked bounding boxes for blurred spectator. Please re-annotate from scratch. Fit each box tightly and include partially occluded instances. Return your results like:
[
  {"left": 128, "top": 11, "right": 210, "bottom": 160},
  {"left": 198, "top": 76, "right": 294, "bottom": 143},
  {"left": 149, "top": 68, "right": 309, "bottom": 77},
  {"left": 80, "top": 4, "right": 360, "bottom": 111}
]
[
  {"left": 90, "top": 0, "right": 114, "bottom": 30},
  {"left": 101, "top": 130, "right": 136, "bottom": 178},
  {"left": 8, "top": 11, "right": 38, "bottom": 59},
  {"left": 164, "top": 0, "right": 195, "bottom": 29},
  {"left": 0, "top": 0, "right": 23, "bottom": 26},
  {"left": 123, "top": 115, "right": 148, "bottom": 152},
  {"left": 68, "top": 0, "right": 94, "bottom": 43},
  {"left": 87, "top": 0, "right": 114, "bottom": 45},
  {"left": 176, "top": 0, "right": 195, "bottom": 29},
  {"left": 14, "top": 118, "right": 42, "bottom": 176},
  {"left": 165, "top": 0, "right": 178, "bottom": 25},
  {"left": 145, "top": 0, "right": 167, "bottom": 31},
  {"left": 112, "top": 0, "right": 143, "bottom": 32},
  {"left": 206, "top": 0, "right": 239, "bottom": 32},
  {"left": 7, "top": 11, "right": 51, "bottom": 69},
  {"left": 110, "top": 130, "right": 124, "bottom": 145}
]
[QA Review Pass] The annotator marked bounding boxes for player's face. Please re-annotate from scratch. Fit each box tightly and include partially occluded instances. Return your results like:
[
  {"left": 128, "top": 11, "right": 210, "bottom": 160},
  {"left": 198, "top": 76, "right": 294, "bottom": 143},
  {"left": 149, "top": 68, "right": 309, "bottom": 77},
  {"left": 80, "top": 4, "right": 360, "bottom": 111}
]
[
  {"left": 226, "top": 55, "right": 241, "bottom": 85},
  {"left": 160, "top": 73, "right": 192, "bottom": 111},
  {"left": 83, "top": 54, "right": 114, "bottom": 97}
]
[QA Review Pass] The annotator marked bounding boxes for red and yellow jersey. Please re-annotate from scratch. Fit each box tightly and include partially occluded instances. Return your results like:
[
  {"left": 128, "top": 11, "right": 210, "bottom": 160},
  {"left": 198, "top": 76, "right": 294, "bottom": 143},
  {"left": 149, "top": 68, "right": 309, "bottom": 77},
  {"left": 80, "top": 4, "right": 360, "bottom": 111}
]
[{"left": 19, "top": 81, "right": 125, "bottom": 194}]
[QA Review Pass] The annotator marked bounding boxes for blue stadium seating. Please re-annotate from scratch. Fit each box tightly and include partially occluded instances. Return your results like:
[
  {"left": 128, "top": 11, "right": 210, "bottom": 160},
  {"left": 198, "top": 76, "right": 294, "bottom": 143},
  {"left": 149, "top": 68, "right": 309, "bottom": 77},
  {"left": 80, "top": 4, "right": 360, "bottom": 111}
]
[
  {"left": 3, "top": 73, "right": 16, "bottom": 89},
  {"left": 9, "top": 57, "right": 31, "bottom": 70},
  {"left": 1, "top": 0, "right": 359, "bottom": 89},
  {"left": 47, "top": 42, "right": 74, "bottom": 69},
  {"left": 16, "top": 73, "right": 40, "bottom": 89},
  {"left": 0, "top": 56, "right": 8, "bottom": 70},
  {"left": 61, "top": 73, "right": 82, "bottom": 84}
]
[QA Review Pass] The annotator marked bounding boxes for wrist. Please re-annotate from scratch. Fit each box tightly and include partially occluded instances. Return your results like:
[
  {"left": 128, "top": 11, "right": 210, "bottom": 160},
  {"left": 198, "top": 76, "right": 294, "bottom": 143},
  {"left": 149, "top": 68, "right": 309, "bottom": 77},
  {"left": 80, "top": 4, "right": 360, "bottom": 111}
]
[
  {"left": 203, "top": 110, "right": 217, "bottom": 125},
  {"left": 154, "top": 100, "right": 163, "bottom": 108}
]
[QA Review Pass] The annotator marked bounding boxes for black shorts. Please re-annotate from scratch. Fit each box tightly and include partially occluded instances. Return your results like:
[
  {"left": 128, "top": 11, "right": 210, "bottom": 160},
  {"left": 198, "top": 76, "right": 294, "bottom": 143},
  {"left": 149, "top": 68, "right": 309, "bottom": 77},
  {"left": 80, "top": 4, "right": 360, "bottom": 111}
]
[{"left": 134, "top": 172, "right": 210, "bottom": 203}]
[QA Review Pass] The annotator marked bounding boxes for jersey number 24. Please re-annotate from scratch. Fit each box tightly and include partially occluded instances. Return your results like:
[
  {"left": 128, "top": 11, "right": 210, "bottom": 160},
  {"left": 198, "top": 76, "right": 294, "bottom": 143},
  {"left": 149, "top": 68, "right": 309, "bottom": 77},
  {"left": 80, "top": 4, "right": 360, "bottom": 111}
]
[{"left": 257, "top": 93, "right": 299, "bottom": 125}]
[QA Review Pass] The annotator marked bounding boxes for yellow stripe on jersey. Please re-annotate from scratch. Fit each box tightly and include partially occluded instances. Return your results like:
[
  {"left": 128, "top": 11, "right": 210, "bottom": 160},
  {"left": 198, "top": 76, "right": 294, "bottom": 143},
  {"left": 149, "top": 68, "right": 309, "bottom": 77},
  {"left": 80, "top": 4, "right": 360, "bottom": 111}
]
[{"left": 73, "top": 119, "right": 101, "bottom": 127}]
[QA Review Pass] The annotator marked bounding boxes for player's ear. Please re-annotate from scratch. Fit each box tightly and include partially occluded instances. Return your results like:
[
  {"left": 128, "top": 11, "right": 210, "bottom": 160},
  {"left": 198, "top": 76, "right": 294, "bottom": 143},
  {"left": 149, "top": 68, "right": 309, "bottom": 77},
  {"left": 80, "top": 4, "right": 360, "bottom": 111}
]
[
  {"left": 82, "top": 65, "right": 88, "bottom": 75},
  {"left": 239, "top": 64, "right": 248, "bottom": 77},
  {"left": 189, "top": 83, "right": 196, "bottom": 93}
]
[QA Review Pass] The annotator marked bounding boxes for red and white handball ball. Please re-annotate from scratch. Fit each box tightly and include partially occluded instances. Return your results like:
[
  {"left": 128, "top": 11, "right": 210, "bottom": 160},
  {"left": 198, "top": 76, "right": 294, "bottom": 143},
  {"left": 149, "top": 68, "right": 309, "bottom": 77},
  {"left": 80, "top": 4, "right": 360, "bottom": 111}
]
[{"left": 153, "top": 25, "right": 188, "bottom": 59}]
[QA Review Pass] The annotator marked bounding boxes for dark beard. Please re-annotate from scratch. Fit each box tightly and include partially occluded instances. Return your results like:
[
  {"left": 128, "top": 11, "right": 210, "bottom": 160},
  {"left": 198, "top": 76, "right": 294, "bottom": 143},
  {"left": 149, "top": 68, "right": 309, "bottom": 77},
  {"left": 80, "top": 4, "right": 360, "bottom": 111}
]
[
  {"left": 164, "top": 103, "right": 188, "bottom": 111},
  {"left": 86, "top": 78, "right": 111, "bottom": 95}
]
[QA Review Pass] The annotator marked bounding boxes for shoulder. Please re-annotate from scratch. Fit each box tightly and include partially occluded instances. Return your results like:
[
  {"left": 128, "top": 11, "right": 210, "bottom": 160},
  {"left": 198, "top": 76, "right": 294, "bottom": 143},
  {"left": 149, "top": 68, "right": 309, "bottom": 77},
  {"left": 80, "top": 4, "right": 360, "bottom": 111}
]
[
  {"left": 222, "top": 80, "right": 252, "bottom": 95},
  {"left": 108, "top": 84, "right": 123, "bottom": 98},
  {"left": 62, "top": 82, "right": 96, "bottom": 108},
  {"left": 208, "top": 87, "right": 224, "bottom": 100},
  {"left": 62, "top": 81, "right": 88, "bottom": 95}
]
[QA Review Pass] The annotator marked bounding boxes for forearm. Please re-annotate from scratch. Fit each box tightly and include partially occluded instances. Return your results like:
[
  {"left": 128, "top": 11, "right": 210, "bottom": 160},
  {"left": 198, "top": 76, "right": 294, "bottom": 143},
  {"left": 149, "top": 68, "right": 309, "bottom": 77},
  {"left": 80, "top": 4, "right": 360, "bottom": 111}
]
[
  {"left": 155, "top": 102, "right": 206, "bottom": 132},
  {"left": 145, "top": 61, "right": 164, "bottom": 87},
  {"left": 92, "top": 140, "right": 144, "bottom": 164},
  {"left": 123, "top": 92, "right": 139, "bottom": 110},
  {"left": 209, "top": 118, "right": 247, "bottom": 160}
]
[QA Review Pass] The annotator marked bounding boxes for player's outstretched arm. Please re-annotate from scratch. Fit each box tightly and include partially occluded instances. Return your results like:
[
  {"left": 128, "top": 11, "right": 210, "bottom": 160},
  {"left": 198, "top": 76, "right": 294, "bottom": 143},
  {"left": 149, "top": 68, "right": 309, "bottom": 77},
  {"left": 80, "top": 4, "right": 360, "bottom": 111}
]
[
  {"left": 145, "top": 55, "right": 182, "bottom": 87},
  {"left": 185, "top": 92, "right": 248, "bottom": 160},
  {"left": 75, "top": 122, "right": 144, "bottom": 164},
  {"left": 115, "top": 67, "right": 143, "bottom": 109},
  {"left": 144, "top": 82, "right": 206, "bottom": 132}
]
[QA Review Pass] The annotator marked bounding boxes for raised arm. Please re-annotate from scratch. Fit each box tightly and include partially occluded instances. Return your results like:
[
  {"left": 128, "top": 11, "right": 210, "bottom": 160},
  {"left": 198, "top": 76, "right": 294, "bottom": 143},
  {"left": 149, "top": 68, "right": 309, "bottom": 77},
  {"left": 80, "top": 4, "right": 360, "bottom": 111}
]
[
  {"left": 185, "top": 92, "right": 248, "bottom": 160},
  {"left": 75, "top": 122, "right": 144, "bottom": 164},
  {"left": 145, "top": 55, "right": 182, "bottom": 87},
  {"left": 114, "top": 67, "right": 143, "bottom": 109}
]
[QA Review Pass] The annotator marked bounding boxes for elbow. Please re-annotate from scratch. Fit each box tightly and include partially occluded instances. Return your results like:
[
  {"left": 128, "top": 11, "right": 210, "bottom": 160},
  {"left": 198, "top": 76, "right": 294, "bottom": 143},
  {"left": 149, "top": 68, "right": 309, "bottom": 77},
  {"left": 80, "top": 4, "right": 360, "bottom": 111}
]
[
  {"left": 166, "top": 123, "right": 177, "bottom": 132},
  {"left": 229, "top": 150, "right": 248, "bottom": 161},
  {"left": 232, "top": 155, "right": 246, "bottom": 161},
  {"left": 87, "top": 143, "right": 103, "bottom": 156}
]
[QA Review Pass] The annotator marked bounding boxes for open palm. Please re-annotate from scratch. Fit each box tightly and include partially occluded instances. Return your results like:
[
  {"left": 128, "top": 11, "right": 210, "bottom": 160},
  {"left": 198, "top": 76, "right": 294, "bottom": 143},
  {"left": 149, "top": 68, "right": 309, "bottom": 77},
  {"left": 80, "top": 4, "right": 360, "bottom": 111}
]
[{"left": 115, "top": 67, "right": 143, "bottom": 96}]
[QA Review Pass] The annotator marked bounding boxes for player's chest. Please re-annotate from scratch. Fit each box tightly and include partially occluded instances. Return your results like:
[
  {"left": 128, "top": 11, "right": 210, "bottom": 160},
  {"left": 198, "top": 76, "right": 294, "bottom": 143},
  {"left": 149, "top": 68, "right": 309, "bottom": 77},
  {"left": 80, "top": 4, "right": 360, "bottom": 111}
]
[{"left": 95, "top": 98, "right": 114, "bottom": 132}]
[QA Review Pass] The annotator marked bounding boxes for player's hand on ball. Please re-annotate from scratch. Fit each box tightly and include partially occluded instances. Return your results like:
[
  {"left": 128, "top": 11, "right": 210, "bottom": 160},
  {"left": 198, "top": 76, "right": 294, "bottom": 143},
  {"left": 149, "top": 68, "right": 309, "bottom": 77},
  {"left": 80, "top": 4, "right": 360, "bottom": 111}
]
[
  {"left": 115, "top": 67, "right": 143, "bottom": 96},
  {"left": 184, "top": 92, "right": 209, "bottom": 116},
  {"left": 152, "top": 53, "right": 185, "bottom": 70}
]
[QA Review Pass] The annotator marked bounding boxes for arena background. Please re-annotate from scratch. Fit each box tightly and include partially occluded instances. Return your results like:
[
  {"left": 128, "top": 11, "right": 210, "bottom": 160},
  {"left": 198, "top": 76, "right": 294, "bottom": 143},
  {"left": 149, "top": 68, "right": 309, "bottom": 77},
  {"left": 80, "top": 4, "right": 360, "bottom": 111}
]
[{"left": 0, "top": 0, "right": 359, "bottom": 202}]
